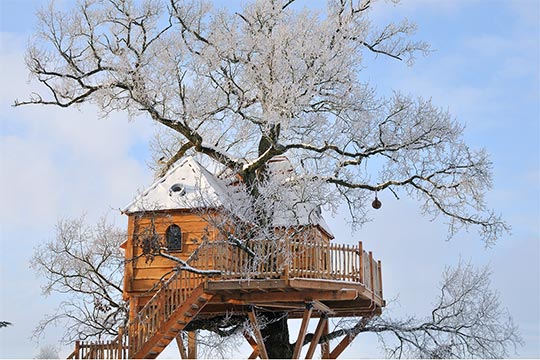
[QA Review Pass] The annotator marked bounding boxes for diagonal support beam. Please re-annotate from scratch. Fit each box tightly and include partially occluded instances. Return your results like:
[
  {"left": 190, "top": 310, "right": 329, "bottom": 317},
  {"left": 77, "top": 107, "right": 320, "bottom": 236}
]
[
  {"left": 305, "top": 314, "right": 328, "bottom": 359},
  {"left": 329, "top": 317, "right": 369, "bottom": 359},
  {"left": 292, "top": 303, "right": 314, "bottom": 359},
  {"left": 248, "top": 307, "right": 269, "bottom": 359},
  {"left": 175, "top": 334, "right": 188, "bottom": 359},
  {"left": 244, "top": 332, "right": 260, "bottom": 359}
]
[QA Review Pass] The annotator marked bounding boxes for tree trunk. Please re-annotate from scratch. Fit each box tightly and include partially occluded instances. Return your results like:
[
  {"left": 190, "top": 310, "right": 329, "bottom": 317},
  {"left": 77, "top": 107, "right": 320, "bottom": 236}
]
[{"left": 260, "top": 312, "right": 294, "bottom": 359}]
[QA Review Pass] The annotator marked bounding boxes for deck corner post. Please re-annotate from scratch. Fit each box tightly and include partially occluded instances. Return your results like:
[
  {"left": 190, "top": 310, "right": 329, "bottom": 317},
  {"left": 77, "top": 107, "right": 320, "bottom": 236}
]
[
  {"left": 358, "top": 241, "right": 363, "bottom": 284},
  {"left": 377, "top": 260, "right": 383, "bottom": 299},
  {"left": 117, "top": 327, "right": 123, "bottom": 358},
  {"left": 368, "top": 251, "right": 374, "bottom": 298}
]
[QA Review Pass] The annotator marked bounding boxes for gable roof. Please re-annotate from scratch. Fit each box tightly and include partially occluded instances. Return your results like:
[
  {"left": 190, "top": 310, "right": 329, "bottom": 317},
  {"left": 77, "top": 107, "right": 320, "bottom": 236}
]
[
  {"left": 122, "top": 156, "right": 334, "bottom": 238},
  {"left": 122, "top": 157, "right": 229, "bottom": 213}
]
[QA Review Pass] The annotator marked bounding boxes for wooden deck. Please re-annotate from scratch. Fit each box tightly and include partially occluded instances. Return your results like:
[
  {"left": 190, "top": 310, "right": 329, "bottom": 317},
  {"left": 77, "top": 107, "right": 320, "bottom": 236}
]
[{"left": 68, "top": 239, "right": 384, "bottom": 359}]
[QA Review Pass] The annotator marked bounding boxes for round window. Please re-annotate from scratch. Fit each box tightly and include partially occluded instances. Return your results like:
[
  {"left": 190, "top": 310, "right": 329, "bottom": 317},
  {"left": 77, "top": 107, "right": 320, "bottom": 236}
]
[{"left": 169, "top": 183, "right": 186, "bottom": 197}]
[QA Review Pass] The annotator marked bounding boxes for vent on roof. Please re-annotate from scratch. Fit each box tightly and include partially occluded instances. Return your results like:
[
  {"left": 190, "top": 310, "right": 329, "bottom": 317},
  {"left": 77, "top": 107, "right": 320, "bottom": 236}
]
[{"left": 169, "top": 183, "right": 186, "bottom": 197}]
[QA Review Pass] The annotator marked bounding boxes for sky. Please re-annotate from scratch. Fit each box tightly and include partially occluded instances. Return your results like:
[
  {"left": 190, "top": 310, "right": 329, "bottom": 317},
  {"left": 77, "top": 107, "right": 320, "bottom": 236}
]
[{"left": 0, "top": 0, "right": 538, "bottom": 358}]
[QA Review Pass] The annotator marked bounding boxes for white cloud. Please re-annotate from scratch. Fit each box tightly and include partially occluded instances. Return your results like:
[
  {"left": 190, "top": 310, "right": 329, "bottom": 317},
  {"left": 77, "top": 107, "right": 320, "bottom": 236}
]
[{"left": 0, "top": 27, "right": 154, "bottom": 358}]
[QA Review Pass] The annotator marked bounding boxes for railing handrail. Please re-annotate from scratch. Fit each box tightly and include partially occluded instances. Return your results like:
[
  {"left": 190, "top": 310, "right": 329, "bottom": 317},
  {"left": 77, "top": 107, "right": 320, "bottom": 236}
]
[{"left": 189, "top": 239, "right": 381, "bottom": 288}]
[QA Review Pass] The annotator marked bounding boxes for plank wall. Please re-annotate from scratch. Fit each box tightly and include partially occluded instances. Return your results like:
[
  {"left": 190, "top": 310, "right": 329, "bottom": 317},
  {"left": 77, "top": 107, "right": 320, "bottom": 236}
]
[{"left": 123, "top": 210, "right": 216, "bottom": 298}]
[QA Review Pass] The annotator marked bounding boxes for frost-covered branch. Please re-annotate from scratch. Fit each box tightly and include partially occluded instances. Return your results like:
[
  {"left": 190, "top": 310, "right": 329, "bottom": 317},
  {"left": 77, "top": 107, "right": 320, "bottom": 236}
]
[
  {"left": 298, "top": 262, "right": 521, "bottom": 358},
  {"left": 158, "top": 248, "right": 222, "bottom": 275},
  {"left": 30, "top": 216, "right": 128, "bottom": 343},
  {"left": 18, "top": 0, "right": 507, "bottom": 244}
]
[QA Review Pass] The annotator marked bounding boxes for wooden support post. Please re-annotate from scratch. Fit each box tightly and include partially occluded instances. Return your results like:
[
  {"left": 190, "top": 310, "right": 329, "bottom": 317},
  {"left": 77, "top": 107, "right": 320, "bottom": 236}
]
[
  {"left": 282, "top": 264, "right": 290, "bottom": 280},
  {"left": 321, "top": 320, "right": 330, "bottom": 359},
  {"left": 128, "top": 297, "right": 139, "bottom": 357},
  {"left": 369, "top": 251, "right": 374, "bottom": 297},
  {"left": 117, "top": 327, "right": 124, "bottom": 359},
  {"left": 305, "top": 315, "right": 328, "bottom": 359},
  {"left": 74, "top": 340, "right": 80, "bottom": 359},
  {"left": 358, "top": 241, "right": 363, "bottom": 284},
  {"left": 292, "top": 303, "right": 314, "bottom": 359},
  {"left": 281, "top": 238, "right": 290, "bottom": 281},
  {"left": 187, "top": 331, "right": 197, "bottom": 359},
  {"left": 248, "top": 307, "right": 269, "bottom": 359},
  {"left": 377, "top": 260, "right": 383, "bottom": 299},
  {"left": 175, "top": 333, "right": 188, "bottom": 359}
]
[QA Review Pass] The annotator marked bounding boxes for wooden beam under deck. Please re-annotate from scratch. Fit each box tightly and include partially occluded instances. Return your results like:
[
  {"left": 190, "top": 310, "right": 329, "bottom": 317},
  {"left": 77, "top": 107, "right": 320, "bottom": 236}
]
[
  {"left": 205, "top": 278, "right": 384, "bottom": 307},
  {"left": 248, "top": 308, "right": 269, "bottom": 359},
  {"left": 209, "top": 288, "right": 359, "bottom": 304}
]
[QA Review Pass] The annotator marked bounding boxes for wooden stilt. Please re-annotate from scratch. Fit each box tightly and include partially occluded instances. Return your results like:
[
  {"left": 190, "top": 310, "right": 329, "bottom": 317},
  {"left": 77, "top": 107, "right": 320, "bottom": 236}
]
[
  {"left": 292, "top": 303, "right": 314, "bottom": 359},
  {"left": 187, "top": 331, "right": 197, "bottom": 359},
  {"left": 305, "top": 315, "right": 328, "bottom": 359},
  {"left": 321, "top": 320, "right": 330, "bottom": 359},
  {"left": 175, "top": 333, "right": 188, "bottom": 359},
  {"left": 248, "top": 307, "right": 269, "bottom": 359}
]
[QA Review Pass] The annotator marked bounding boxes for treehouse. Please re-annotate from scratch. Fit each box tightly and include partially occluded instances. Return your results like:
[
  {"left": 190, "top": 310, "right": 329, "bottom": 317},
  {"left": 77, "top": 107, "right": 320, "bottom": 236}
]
[{"left": 68, "top": 156, "right": 385, "bottom": 359}]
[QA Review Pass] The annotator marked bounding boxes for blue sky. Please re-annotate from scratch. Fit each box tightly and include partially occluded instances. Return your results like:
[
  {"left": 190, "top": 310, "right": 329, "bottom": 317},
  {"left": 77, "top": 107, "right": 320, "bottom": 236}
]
[{"left": 0, "top": 0, "right": 538, "bottom": 358}]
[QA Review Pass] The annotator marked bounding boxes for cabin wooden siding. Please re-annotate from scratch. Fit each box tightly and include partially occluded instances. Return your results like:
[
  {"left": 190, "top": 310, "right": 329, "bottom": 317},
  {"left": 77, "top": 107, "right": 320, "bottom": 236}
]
[
  {"left": 123, "top": 210, "right": 333, "bottom": 301},
  {"left": 123, "top": 210, "right": 217, "bottom": 298}
]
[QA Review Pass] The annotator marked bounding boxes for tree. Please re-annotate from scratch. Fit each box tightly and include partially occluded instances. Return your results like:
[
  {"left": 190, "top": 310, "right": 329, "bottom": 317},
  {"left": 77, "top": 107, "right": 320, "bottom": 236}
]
[
  {"left": 16, "top": 0, "right": 507, "bottom": 245},
  {"left": 30, "top": 216, "right": 127, "bottom": 343},
  {"left": 315, "top": 262, "right": 521, "bottom": 359},
  {"left": 19, "top": 0, "right": 512, "bottom": 357},
  {"left": 34, "top": 344, "right": 60, "bottom": 359}
]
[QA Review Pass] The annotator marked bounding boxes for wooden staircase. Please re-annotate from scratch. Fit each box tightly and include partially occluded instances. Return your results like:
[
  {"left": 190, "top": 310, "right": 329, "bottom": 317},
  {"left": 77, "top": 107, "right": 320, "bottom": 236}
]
[
  {"left": 68, "top": 279, "right": 212, "bottom": 359},
  {"left": 68, "top": 241, "right": 216, "bottom": 359},
  {"left": 131, "top": 285, "right": 212, "bottom": 358}
]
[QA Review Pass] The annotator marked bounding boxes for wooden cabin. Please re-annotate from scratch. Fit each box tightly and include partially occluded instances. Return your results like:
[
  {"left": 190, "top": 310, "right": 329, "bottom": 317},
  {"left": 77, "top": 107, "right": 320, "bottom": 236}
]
[{"left": 68, "top": 156, "right": 385, "bottom": 359}]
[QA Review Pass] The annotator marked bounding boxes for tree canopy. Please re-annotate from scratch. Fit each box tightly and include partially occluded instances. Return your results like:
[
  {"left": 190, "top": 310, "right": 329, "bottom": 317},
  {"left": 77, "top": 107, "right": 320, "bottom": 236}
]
[{"left": 17, "top": 0, "right": 508, "bottom": 246}]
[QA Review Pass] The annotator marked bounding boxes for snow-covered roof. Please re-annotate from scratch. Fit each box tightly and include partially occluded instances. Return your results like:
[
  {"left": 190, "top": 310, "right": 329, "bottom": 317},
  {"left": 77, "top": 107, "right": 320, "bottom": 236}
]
[
  {"left": 122, "top": 157, "right": 230, "bottom": 213},
  {"left": 122, "top": 156, "right": 333, "bottom": 238}
]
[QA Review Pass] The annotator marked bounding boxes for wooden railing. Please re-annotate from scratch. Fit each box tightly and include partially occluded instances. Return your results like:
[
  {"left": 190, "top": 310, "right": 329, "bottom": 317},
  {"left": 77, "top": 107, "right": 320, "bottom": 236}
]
[
  {"left": 66, "top": 329, "right": 127, "bottom": 359},
  {"left": 188, "top": 239, "right": 383, "bottom": 300}
]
